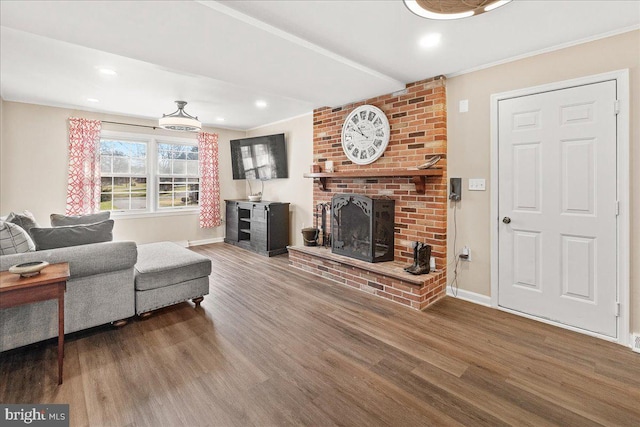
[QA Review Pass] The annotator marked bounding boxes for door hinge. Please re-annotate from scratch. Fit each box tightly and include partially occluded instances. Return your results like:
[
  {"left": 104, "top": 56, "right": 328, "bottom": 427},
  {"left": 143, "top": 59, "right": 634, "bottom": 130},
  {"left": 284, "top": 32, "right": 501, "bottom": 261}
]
[
  {"left": 615, "top": 200, "right": 620, "bottom": 216},
  {"left": 615, "top": 302, "right": 620, "bottom": 317},
  {"left": 614, "top": 100, "right": 620, "bottom": 115}
]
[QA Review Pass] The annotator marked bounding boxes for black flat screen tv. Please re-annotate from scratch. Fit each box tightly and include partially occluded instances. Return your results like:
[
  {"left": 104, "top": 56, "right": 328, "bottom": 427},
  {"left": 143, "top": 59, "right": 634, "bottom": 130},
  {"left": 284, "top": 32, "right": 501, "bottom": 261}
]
[{"left": 230, "top": 133, "right": 288, "bottom": 180}]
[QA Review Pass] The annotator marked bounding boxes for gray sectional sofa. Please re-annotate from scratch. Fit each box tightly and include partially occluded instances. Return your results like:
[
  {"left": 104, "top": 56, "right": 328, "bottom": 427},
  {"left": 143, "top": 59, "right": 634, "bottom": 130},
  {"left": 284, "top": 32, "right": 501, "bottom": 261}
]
[
  {"left": 0, "top": 212, "right": 212, "bottom": 353},
  {"left": 0, "top": 241, "right": 137, "bottom": 352}
]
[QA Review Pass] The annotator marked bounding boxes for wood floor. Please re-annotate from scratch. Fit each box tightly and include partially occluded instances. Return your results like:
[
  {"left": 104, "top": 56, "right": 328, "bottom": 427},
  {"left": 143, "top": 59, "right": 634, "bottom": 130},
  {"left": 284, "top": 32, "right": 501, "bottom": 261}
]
[{"left": 1, "top": 243, "right": 639, "bottom": 426}]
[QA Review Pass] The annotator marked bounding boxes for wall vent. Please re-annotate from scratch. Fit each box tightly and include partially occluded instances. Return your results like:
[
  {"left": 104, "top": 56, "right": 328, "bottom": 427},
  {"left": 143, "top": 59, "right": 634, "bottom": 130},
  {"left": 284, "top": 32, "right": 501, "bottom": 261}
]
[{"left": 632, "top": 333, "right": 640, "bottom": 354}]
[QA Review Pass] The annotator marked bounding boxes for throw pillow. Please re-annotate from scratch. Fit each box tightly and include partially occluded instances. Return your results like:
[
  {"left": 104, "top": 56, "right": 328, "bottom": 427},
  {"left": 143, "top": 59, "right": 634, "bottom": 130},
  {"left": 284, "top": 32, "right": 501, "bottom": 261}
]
[
  {"left": 31, "top": 220, "right": 114, "bottom": 251},
  {"left": 50, "top": 211, "right": 110, "bottom": 227},
  {"left": 6, "top": 210, "right": 40, "bottom": 237},
  {"left": 0, "top": 221, "right": 36, "bottom": 255}
]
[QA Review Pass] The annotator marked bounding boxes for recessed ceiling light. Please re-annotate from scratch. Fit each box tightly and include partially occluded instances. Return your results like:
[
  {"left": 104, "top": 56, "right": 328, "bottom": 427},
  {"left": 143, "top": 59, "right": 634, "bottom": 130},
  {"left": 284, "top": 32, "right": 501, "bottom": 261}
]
[
  {"left": 216, "top": 117, "right": 225, "bottom": 122},
  {"left": 255, "top": 100, "right": 268, "bottom": 108},
  {"left": 99, "top": 68, "right": 117, "bottom": 76},
  {"left": 419, "top": 33, "right": 441, "bottom": 49},
  {"left": 87, "top": 98, "right": 99, "bottom": 103}
]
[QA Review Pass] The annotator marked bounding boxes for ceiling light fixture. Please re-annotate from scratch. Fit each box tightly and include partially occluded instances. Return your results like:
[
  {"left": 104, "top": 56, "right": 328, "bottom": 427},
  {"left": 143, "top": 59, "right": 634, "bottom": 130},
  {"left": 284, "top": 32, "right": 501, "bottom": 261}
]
[
  {"left": 87, "top": 98, "right": 99, "bottom": 103},
  {"left": 255, "top": 100, "right": 267, "bottom": 108},
  {"left": 403, "top": 0, "right": 511, "bottom": 20},
  {"left": 159, "top": 101, "right": 202, "bottom": 132},
  {"left": 216, "top": 117, "right": 225, "bottom": 122}
]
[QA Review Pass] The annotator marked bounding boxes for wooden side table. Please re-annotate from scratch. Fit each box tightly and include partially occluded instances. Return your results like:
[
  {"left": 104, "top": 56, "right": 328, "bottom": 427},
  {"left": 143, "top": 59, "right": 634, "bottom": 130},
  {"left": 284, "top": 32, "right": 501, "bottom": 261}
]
[{"left": 0, "top": 262, "right": 70, "bottom": 385}]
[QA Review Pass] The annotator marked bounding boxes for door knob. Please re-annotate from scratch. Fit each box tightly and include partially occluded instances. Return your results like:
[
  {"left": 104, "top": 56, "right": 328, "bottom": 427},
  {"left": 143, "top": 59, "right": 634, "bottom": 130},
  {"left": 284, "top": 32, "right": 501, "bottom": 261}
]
[{"left": 502, "top": 217, "right": 511, "bottom": 224}]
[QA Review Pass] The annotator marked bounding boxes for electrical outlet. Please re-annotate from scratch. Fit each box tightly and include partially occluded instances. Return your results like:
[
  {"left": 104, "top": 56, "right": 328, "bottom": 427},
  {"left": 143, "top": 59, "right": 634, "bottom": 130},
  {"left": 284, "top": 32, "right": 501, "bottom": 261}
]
[{"left": 459, "top": 245, "right": 471, "bottom": 261}]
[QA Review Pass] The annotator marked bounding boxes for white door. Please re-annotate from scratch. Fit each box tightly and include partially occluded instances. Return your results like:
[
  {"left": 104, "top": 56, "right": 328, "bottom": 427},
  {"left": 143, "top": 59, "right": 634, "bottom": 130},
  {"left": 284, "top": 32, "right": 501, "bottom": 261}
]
[{"left": 498, "top": 80, "right": 618, "bottom": 338}]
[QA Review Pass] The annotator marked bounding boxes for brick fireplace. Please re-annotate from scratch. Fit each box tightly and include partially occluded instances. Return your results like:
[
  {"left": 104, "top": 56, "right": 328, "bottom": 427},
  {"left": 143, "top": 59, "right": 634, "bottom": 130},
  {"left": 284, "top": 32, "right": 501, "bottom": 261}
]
[{"left": 289, "top": 75, "right": 448, "bottom": 310}]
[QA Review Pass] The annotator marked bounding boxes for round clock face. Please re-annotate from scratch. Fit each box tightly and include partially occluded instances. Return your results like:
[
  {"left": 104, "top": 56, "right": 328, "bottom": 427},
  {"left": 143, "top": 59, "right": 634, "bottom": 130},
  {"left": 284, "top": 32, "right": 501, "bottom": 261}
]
[{"left": 341, "top": 105, "right": 390, "bottom": 165}]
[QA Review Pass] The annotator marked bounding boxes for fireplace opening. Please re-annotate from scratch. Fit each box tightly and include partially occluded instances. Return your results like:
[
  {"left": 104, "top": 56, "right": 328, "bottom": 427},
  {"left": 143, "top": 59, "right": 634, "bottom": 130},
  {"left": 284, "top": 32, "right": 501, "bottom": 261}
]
[{"left": 331, "top": 194, "right": 395, "bottom": 263}]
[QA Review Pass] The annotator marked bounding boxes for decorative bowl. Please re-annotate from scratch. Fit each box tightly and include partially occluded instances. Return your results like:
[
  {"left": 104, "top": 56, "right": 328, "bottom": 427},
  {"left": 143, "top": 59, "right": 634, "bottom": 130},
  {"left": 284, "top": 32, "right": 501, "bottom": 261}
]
[
  {"left": 9, "top": 261, "right": 50, "bottom": 278},
  {"left": 248, "top": 195, "right": 262, "bottom": 202}
]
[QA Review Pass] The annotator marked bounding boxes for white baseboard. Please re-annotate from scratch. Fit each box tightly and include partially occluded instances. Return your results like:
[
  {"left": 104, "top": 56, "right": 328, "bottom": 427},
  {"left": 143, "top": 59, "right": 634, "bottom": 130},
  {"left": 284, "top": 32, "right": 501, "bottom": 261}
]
[
  {"left": 188, "top": 237, "right": 224, "bottom": 247},
  {"left": 446, "top": 287, "right": 491, "bottom": 307}
]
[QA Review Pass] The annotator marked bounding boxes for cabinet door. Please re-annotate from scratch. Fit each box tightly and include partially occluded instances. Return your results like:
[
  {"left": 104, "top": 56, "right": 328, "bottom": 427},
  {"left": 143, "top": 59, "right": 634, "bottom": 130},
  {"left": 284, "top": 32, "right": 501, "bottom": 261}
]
[
  {"left": 225, "top": 202, "right": 238, "bottom": 242},
  {"left": 251, "top": 205, "right": 268, "bottom": 251},
  {"left": 268, "top": 204, "right": 289, "bottom": 250}
]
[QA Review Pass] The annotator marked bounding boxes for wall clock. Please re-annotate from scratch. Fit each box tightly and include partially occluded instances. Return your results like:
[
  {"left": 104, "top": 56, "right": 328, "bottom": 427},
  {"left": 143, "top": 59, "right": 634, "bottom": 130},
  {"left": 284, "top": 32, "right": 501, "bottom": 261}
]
[{"left": 341, "top": 105, "right": 390, "bottom": 165}]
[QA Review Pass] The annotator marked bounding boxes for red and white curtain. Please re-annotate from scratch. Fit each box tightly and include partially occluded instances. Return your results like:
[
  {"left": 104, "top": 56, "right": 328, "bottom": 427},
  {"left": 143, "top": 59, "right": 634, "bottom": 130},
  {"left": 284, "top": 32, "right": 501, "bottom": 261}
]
[
  {"left": 198, "top": 132, "right": 221, "bottom": 228},
  {"left": 65, "top": 118, "right": 102, "bottom": 215}
]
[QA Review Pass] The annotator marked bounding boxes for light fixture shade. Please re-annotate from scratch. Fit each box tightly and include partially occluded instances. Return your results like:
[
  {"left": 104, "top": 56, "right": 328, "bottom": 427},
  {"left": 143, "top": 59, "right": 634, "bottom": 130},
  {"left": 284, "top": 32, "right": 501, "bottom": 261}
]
[
  {"left": 404, "top": 0, "right": 511, "bottom": 20},
  {"left": 159, "top": 101, "right": 202, "bottom": 132}
]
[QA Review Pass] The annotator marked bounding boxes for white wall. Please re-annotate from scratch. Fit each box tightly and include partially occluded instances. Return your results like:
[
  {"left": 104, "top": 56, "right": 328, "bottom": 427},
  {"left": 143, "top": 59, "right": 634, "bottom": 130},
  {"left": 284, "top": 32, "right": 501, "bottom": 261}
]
[
  {"left": 446, "top": 30, "right": 640, "bottom": 335},
  {"left": 0, "top": 101, "right": 246, "bottom": 244},
  {"left": 246, "top": 113, "right": 314, "bottom": 246}
]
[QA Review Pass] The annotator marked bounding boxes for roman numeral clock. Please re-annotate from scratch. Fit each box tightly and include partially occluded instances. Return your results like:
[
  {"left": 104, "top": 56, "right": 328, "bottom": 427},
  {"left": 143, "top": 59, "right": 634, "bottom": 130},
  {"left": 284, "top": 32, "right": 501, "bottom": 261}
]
[{"left": 341, "top": 105, "right": 390, "bottom": 165}]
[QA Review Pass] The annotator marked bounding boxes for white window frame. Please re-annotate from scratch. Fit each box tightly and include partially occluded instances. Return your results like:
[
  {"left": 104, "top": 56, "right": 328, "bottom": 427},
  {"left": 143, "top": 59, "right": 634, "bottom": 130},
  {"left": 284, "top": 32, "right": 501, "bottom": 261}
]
[{"left": 101, "top": 130, "right": 200, "bottom": 219}]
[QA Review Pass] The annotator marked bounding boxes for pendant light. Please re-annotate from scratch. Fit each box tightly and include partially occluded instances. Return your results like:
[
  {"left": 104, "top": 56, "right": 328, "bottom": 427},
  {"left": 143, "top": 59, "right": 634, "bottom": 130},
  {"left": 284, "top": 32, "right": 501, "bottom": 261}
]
[
  {"left": 403, "top": 0, "right": 511, "bottom": 20},
  {"left": 159, "top": 101, "right": 202, "bottom": 132}
]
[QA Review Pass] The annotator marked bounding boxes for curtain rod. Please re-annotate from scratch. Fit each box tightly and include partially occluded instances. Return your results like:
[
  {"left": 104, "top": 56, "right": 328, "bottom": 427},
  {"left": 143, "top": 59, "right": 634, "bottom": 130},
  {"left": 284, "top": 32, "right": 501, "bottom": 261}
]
[{"left": 101, "top": 120, "right": 158, "bottom": 130}]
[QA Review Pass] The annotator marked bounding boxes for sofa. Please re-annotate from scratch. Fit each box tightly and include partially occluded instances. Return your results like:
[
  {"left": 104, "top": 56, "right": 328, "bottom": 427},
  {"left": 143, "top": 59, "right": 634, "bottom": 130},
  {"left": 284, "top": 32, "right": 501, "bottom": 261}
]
[
  {"left": 0, "top": 241, "right": 137, "bottom": 352},
  {"left": 0, "top": 211, "right": 211, "bottom": 353}
]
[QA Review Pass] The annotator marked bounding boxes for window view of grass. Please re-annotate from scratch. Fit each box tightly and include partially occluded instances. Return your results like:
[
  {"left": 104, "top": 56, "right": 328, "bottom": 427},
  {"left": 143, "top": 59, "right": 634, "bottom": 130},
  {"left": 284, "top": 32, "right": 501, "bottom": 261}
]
[
  {"left": 100, "top": 139, "right": 147, "bottom": 211},
  {"left": 158, "top": 177, "right": 199, "bottom": 208},
  {"left": 99, "top": 139, "right": 199, "bottom": 212},
  {"left": 158, "top": 143, "right": 199, "bottom": 209},
  {"left": 101, "top": 177, "right": 147, "bottom": 210}
]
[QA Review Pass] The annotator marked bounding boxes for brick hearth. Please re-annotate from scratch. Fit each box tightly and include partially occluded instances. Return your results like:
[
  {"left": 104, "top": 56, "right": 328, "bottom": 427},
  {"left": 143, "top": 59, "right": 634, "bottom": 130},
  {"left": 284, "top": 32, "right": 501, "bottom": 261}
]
[{"left": 289, "top": 246, "right": 447, "bottom": 311}]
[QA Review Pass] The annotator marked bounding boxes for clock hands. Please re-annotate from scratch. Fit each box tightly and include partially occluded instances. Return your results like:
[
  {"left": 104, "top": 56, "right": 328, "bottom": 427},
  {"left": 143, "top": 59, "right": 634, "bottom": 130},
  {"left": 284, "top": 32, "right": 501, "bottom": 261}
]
[{"left": 350, "top": 123, "right": 369, "bottom": 139}]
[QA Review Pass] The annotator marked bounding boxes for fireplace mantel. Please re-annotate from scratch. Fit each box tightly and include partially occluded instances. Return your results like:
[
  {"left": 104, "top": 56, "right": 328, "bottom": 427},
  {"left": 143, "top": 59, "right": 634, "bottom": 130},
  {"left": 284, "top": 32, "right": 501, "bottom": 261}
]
[{"left": 303, "top": 168, "right": 443, "bottom": 194}]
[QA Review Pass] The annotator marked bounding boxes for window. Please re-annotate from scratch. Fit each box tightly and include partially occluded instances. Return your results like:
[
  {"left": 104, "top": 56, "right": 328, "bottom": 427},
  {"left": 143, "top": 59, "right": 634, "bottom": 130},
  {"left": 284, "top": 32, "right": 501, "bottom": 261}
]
[
  {"left": 99, "top": 132, "right": 199, "bottom": 215},
  {"left": 157, "top": 143, "right": 199, "bottom": 209},
  {"left": 100, "top": 139, "right": 148, "bottom": 211}
]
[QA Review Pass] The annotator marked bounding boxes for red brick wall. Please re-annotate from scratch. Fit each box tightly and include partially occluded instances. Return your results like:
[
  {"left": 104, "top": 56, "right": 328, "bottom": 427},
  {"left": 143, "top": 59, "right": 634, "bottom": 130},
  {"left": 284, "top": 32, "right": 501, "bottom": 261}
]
[{"left": 312, "top": 76, "right": 447, "bottom": 266}]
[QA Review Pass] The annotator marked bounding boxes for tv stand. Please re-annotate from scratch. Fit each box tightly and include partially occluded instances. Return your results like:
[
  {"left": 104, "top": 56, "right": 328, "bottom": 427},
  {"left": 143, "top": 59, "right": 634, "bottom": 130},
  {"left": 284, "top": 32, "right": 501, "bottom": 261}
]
[{"left": 224, "top": 200, "right": 290, "bottom": 256}]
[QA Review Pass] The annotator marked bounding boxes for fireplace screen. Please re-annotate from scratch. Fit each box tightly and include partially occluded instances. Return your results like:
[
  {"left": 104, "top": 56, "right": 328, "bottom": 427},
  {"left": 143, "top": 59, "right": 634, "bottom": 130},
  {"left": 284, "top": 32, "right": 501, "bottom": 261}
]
[{"left": 331, "top": 194, "right": 395, "bottom": 263}]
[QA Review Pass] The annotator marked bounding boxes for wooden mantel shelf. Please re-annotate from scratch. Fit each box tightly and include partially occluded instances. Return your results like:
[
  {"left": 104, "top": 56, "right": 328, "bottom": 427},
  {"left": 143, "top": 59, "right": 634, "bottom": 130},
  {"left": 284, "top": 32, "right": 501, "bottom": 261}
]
[{"left": 303, "top": 168, "right": 443, "bottom": 194}]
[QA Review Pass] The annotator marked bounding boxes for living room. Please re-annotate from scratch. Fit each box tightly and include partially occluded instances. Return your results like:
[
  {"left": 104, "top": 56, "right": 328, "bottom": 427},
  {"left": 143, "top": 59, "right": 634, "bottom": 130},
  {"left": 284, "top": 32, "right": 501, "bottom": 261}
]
[{"left": 1, "top": 1, "right": 639, "bottom": 426}]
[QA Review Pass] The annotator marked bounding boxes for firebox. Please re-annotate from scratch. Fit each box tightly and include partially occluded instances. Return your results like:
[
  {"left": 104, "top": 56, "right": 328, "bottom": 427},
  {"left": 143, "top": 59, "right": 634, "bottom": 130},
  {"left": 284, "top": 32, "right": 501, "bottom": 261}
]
[{"left": 331, "top": 194, "right": 395, "bottom": 263}]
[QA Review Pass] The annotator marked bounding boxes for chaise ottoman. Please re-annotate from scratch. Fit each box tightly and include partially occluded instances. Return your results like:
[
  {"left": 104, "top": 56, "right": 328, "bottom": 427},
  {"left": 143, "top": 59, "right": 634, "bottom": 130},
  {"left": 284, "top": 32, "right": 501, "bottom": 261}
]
[{"left": 134, "top": 242, "right": 211, "bottom": 316}]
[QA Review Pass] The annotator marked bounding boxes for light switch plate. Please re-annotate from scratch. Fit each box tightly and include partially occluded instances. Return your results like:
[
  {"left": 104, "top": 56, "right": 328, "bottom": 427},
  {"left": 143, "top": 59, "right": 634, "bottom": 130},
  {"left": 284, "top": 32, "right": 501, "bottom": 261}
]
[
  {"left": 469, "top": 178, "right": 486, "bottom": 191},
  {"left": 459, "top": 99, "right": 469, "bottom": 113}
]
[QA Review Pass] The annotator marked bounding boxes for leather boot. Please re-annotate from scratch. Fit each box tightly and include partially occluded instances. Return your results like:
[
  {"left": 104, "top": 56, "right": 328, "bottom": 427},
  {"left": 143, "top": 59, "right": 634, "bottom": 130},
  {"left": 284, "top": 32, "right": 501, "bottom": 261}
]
[
  {"left": 404, "top": 241, "right": 419, "bottom": 272},
  {"left": 406, "top": 243, "right": 431, "bottom": 275}
]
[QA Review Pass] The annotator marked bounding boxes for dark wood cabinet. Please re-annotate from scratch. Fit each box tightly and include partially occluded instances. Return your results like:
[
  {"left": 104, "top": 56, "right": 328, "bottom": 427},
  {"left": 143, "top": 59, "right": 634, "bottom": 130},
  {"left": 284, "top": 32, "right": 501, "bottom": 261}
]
[{"left": 224, "top": 200, "right": 290, "bottom": 256}]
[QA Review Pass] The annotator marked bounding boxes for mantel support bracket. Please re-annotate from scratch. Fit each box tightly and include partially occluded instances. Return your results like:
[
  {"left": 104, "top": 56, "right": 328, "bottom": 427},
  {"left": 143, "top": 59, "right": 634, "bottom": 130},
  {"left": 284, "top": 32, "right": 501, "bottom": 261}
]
[
  {"left": 411, "top": 176, "right": 426, "bottom": 194},
  {"left": 314, "top": 177, "right": 328, "bottom": 191}
]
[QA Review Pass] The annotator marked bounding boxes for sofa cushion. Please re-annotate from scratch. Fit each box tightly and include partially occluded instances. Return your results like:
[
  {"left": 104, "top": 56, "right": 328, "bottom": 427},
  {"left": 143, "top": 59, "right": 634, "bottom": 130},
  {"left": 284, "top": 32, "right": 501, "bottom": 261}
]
[
  {"left": 0, "top": 221, "right": 35, "bottom": 255},
  {"left": 0, "top": 241, "right": 137, "bottom": 280},
  {"left": 6, "top": 210, "right": 39, "bottom": 238},
  {"left": 135, "top": 242, "right": 211, "bottom": 291},
  {"left": 30, "top": 220, "right": 114, "bottom": 251},
  {"left": 50, "top": 211, "right": 110, "bottom": 227}
]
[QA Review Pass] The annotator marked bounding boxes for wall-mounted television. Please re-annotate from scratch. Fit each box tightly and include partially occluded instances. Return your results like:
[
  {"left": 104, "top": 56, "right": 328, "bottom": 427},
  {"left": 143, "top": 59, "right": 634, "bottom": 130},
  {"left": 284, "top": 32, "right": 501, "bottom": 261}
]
[{"left": 230, "top": 133, "right": 288, "bottom": 180}]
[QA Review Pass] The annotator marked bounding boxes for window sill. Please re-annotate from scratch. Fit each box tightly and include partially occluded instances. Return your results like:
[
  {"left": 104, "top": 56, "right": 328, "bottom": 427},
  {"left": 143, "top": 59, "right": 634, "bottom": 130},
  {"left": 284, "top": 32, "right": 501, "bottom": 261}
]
[{"left": 110, "top": 209, "right": 199, "bottom": 220}]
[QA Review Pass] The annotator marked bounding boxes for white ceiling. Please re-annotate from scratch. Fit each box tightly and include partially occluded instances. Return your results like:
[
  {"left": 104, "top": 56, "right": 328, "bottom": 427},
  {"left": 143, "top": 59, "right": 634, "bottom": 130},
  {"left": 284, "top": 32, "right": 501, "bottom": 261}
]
[{"left": 1, "top": 1, "right": 638, "bottom": 130}]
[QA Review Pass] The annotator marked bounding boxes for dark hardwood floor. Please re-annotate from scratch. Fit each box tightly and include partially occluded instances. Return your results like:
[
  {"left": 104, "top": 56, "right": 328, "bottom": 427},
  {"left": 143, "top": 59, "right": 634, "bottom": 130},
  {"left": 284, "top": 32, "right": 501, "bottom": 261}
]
[{"left": 1, "top": 243, "right": 639, "bottom": 426}]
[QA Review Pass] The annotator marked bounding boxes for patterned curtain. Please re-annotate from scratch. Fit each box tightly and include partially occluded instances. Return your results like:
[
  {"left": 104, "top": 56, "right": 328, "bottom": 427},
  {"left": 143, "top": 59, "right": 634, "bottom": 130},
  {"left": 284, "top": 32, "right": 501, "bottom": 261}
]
[
  {"left": 198, "top": 132, "right": 221, "bottom": 228},
  {"left": 65, "top": 118, "right": 102, "bottom": 215}
]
